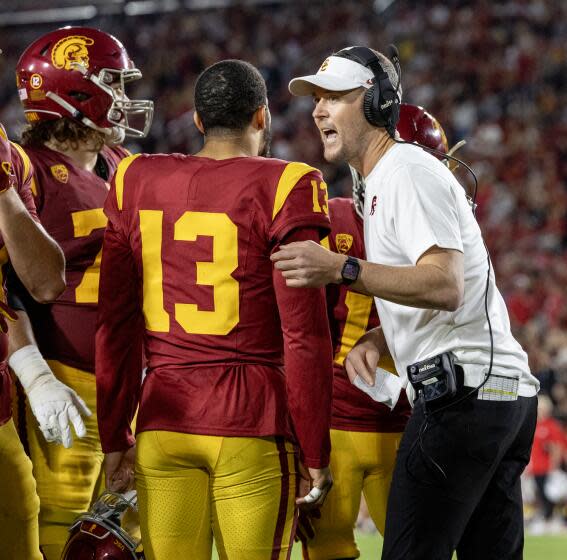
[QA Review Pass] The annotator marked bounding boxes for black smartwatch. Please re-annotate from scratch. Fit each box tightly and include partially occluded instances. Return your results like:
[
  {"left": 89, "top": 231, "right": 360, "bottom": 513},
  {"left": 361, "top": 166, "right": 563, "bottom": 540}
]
[{"left": 340, "top": 256, "right": 360, "bottom": 285}]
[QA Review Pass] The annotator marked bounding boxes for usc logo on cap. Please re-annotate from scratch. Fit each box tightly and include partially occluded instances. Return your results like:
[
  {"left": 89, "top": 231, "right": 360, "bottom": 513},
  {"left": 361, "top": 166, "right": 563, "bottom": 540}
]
[
  {"left": 319, "top": 58, "right": 330, "bottom": 72},
  {"left": 51, "top": 35, "right": 94, "bottom": 70}
]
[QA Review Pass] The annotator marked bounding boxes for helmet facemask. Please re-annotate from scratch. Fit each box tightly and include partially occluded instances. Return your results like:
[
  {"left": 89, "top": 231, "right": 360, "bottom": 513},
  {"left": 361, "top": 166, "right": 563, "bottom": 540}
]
[
  {"left": 62, "top": 490, "right": 143, "bottom": 559},
  {"left": 53, "top": 63, "right": 154, "bottom": 140}
]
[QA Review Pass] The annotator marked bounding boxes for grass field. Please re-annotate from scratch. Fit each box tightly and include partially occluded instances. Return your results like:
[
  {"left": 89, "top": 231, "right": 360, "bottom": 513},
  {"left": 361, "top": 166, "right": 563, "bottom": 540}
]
[{"left": 212, "top": 532, "right": 567, "bottom": 559}]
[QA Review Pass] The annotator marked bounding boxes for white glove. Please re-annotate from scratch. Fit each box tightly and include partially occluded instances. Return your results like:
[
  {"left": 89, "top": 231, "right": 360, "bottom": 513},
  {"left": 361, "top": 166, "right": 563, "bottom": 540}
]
[
  {"left": 353, "top": 367, "right": 403, "bottom": 410},
  {"left": 9, "top": 345, "right": 92, "bottom": 448}
]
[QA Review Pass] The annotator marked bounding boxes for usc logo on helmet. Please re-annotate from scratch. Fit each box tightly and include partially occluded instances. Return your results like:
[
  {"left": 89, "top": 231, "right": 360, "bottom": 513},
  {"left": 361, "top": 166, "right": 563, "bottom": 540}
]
[{"left": 51, "top": 35, "right": 95, "bottom": 70}]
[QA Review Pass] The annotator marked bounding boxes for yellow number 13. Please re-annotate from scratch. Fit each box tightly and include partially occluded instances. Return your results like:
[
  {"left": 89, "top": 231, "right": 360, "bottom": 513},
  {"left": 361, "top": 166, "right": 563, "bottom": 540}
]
[{"left": 139, "top": 210, "right": 239, "bottom": 335}]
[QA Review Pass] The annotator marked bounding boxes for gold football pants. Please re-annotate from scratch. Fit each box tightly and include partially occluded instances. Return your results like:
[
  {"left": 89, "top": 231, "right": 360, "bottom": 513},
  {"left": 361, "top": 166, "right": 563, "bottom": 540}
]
[
  {"left": 306, "top": 429, "right": 402, "bottom": 560},
  {"left": 0, "top": 418, "right": 42, "bottom": 560},
  {"left": 136, "top": 430, "right": 298, "bottom": 560},
  {"left": 18, "top": 361, "right": 104, "bottom": 560}
]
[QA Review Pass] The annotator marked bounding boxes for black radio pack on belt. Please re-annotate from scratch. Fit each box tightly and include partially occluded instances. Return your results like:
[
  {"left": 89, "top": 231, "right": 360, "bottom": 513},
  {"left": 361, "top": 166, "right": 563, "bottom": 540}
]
[{"left": 407, "top": 352, "right": 461, "bottom": 407}]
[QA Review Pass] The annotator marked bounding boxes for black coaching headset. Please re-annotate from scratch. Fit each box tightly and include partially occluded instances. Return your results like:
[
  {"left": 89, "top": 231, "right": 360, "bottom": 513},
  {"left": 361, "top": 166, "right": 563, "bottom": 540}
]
[
  {"left": 333, "top": 44, "right": 478, "bottom": 195},
  {"left": 332, "top": 45, "right": 401, "bottom": 136}
]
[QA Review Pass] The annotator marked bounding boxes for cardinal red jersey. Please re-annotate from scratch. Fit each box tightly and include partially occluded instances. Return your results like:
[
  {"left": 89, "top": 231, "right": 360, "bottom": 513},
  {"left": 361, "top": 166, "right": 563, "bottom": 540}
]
[
  {"left": 324, "top": 197, "right": 410, "bottom": 432},
  {"left": 96, "top": 154, "right": 334, "bottom": 467},
  {"left": 14, "top": 144, "right": 129, "bottom": 373},
  {"left": 0, "top": 142, "right": 38, "bottom": 425},
  {"left": 528, "top": 417, "right": 567, "bottom": 476}
]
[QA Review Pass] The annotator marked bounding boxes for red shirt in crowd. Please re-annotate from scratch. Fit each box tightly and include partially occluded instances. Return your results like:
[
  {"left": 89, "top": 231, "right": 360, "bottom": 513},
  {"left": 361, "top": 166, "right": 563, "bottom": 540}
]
[{"left": 529, "top": 416, "right": 567, "bottom": 476}]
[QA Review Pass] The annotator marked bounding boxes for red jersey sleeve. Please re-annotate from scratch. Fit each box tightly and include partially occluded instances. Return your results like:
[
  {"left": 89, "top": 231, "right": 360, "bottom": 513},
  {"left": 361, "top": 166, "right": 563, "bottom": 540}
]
[
  {"left": 272, "top": 226, "right": 333, "bottom": 468},
  {"left": 96, "top": 176, "right": 144, "bottom": 453},
  {"left": 269, "top": 163, "right": 330, "bottom": 243},
  {"left": 10, "top": 142, "right": 38, "bottom": 220}
]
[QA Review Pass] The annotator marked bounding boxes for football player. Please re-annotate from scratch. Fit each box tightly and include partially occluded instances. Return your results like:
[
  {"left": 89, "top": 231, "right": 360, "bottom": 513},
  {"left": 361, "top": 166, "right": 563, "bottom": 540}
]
[
  {"left": 0, "top": 122, "right": 65, "bottom": 559},
  {"left": 300, "top": 104, "right": 458, "bottom": 559},
  {"left": 96, "top": 59, "right": 333, "bottom": 559},
  {"left": 6, "top": 26, "right": 153, "bottom": 560}
]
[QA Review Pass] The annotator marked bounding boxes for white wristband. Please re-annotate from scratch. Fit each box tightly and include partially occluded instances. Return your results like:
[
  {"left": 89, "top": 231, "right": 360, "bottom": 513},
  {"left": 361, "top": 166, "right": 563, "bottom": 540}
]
[
  {"left": 303, "top": 486, "right": 323, "bottom": 504},
  {"left": 8, "top": 344, "right": 54, "bottom": 392}
]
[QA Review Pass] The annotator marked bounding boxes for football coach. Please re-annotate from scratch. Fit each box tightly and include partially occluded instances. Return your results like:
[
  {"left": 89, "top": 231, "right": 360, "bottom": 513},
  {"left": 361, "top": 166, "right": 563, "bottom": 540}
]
[{"left": 271, "top": 46, "right": 539, "bottom": 560}]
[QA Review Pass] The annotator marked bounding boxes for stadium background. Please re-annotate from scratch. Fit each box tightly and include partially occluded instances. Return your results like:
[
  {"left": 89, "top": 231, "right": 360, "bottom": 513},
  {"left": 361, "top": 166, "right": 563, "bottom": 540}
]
[{"left": 0, "top": 0, "right": 566, "bottom": 557}]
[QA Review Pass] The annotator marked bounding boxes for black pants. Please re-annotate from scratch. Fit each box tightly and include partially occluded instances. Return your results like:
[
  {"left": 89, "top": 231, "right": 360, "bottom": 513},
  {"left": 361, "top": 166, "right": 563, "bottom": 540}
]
[{"left": 382, "top": 393, "right": 537, "bottom": 560}]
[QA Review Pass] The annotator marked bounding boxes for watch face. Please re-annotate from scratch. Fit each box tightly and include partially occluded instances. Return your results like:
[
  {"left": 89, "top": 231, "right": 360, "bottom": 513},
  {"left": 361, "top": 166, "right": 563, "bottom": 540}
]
[{"left": 343, "top": 260, "right": 359, "bottom": 280}]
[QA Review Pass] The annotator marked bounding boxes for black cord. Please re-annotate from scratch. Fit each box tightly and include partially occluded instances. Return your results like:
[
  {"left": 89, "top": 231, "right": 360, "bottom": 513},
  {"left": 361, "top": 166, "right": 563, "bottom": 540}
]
[
  {"left": 386, "top": 45, "right": 495, "bottom": 483},
  {"left": 405, "top": 407, "right": 450, "bottom": 486},
  {"left": 388, "top": 46, "right": 479, "bottom": 212},
  {"left": 396, "top": 136, "right": 495, "bottom": 484},
  {"left": 391, "top": 137, "right": 479, "bottom": 213}
]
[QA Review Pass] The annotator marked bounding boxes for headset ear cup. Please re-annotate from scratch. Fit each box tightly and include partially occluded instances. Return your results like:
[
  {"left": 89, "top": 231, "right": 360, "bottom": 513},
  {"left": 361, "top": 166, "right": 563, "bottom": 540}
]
[{"left": 363, "top": 86, "right": 382, "bottom": 127}]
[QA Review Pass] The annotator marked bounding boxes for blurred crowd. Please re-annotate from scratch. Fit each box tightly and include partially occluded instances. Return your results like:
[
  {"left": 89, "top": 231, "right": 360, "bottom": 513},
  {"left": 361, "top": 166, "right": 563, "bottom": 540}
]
[{"left": 1, "top": 0, "right": 566, "bottom": 530}]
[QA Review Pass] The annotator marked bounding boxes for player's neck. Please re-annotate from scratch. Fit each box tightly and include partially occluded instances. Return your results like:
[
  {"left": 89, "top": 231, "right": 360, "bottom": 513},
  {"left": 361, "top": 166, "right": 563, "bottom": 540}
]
[
  {"left": 195, "top": 136, "right": 259, "bottom": 160},
  {"left": 44, "top": 139, "right": 100, "bottom": 173},
  {"left": 354, "top": 130, "right": 397, "bottom": 178}
]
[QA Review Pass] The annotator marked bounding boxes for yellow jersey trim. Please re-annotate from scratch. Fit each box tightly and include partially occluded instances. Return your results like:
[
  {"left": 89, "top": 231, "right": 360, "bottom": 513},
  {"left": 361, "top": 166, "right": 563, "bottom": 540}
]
[
  {"left": 272, "top": 162, "right": 318, "bottom": 220},
  {"left": 30, "top": 176, "right": 38, "bottom": 196},
  {"left": 115, "top": 154, "right": 141, "bottom": 210},
  {"left": 10, "top": 142, "right": 33, "bottom": 184}
]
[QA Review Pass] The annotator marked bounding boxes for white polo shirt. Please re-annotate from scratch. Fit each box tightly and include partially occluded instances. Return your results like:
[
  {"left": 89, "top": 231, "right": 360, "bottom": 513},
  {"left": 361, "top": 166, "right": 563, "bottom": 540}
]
[{"left": 363, "top": 143, "right": 538, "bottom": 397}]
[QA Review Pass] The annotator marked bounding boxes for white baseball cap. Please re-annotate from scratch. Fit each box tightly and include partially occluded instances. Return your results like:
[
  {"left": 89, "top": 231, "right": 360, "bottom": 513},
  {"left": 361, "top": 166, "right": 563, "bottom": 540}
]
[{"left": 289, "top": 53, "right": 375, "bottom": 96}]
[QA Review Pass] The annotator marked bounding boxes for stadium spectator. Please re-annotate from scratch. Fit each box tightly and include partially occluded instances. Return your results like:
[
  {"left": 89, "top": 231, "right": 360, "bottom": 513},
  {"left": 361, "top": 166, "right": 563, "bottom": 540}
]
[{"left": 527, "top": 394, "right": 567, "bottom": 532}]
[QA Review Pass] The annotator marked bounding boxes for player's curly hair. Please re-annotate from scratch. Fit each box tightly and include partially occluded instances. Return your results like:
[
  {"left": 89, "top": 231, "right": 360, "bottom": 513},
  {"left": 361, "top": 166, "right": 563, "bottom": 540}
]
[
  {"left": 21, "top": 117, "right": 106, "bottom": 151},
  {"left": 194, "top": 59, "right": 267, "bottom": 135}
]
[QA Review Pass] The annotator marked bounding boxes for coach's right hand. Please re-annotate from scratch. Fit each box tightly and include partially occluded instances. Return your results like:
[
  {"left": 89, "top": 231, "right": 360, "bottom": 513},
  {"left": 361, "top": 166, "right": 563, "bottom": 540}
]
[{"left": 296, "top": 464, "right": 333, "bottom": 509}]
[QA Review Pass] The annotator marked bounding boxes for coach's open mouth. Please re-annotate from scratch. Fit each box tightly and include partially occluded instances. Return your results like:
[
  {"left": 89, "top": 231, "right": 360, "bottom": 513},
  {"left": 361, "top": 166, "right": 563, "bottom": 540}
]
[{"left": 322, "top": 127, "right": 338, "bottom": 144}]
